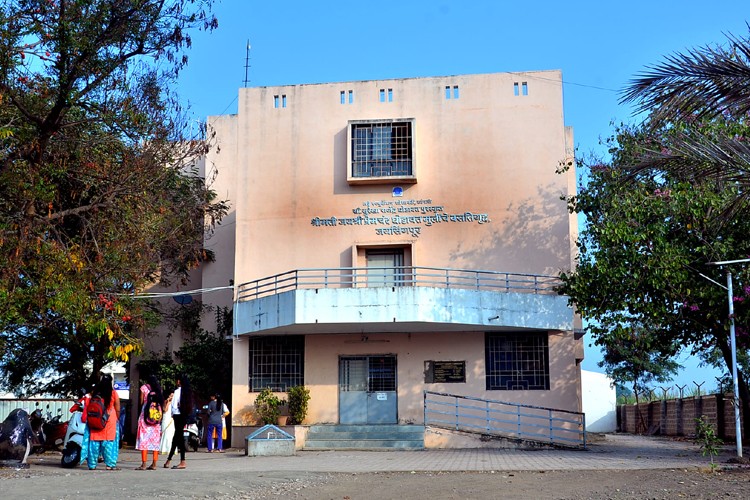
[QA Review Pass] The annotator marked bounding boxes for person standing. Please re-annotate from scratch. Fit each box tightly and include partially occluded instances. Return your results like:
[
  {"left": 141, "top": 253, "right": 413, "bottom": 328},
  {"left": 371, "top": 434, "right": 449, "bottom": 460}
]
[
  {"left": 87, "top": 374, "right": 120, "bottom": 470},
  {"left": 206, "top": 393, "right": 228, "bottom": 453},
  {"left": 135, "top": 375, "right": 163, "bottom": 470},
  {"left": 159, "top": 392, "right": 174, "bottom": 454},
  {"left": 164, "top": 374, "right": 191, "bottom": 469}
]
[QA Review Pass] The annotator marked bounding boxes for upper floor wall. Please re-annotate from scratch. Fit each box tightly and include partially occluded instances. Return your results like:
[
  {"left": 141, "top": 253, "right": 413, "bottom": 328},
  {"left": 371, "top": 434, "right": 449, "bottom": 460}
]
[{"left": 216, "top": 72, "right": 576, "bottom": 286}]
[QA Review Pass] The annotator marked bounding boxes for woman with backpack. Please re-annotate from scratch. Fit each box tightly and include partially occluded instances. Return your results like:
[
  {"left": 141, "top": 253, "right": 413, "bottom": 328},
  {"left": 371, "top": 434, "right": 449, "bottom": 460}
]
[
  {"left": 163, "top": 374, "right": 192, "bottom": 469},
  {"left": 86, "top": 374, "right": 120, "bottom": 470},
  {"left": 135, "top": 374, "right": 164, "bottom": 470}
]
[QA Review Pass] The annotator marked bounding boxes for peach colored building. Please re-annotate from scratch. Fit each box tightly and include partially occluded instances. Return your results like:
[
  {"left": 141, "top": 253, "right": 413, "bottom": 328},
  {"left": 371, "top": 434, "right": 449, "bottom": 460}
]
[{"left": 203, "top": 71, "right": 582, "bottom": 448}]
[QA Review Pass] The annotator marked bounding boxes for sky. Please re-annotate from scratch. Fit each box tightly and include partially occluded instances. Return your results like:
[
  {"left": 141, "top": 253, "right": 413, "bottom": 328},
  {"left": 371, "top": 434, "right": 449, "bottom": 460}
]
[{"left": 173, "top": 0, "right": 750, "bottom": 390}]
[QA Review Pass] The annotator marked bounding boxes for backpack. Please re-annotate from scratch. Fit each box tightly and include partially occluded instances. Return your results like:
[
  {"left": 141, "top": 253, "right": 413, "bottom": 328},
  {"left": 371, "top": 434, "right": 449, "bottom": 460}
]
[
  {"left": 86, "top": 394, "right": 109, "bottom": 431},
  {"left": 143, "top": 391, "right": 163, "bottom": 426}
]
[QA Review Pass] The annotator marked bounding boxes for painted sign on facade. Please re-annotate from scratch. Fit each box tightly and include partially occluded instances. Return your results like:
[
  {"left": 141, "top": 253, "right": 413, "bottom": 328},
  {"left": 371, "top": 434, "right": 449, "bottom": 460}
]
[{"left": 311, "top": 198, "right": 491, "bottom": 237}]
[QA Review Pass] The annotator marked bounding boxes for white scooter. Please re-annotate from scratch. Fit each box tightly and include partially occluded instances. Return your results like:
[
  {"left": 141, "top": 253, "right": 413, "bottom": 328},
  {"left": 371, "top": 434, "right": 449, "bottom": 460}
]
[
  {"left": 183, "top": 407, "right": 202, "bottom": 452},
  {"left": 61, "top": 400, "right": 86, "bottom": 468}
]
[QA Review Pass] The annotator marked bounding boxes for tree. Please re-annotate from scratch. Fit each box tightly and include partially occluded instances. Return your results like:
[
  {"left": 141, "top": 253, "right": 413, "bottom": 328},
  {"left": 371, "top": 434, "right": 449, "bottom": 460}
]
[
  {"left": 598, "top": 321, "right": 679, "bottom": 398},
  {"left": 137, "top": 301, "right": 232, "bottom": 404},
  {"left": 620, "top": 29, "right": 750, "bottom": 215},
  {"left": 0, "top": 0, "right": 226, "bottom": 396},
  {"left": 559, "top": 122, "right": 750, "bottom": 437},
  {"left": 597, "top": 320, "right": 679, "bottom": 433}
]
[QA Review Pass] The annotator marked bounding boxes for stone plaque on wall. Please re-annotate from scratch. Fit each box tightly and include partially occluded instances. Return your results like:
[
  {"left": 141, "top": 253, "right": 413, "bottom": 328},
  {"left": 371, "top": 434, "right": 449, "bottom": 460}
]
[{"left": 424, "top": 360, "right": 466, "bottom": 384}]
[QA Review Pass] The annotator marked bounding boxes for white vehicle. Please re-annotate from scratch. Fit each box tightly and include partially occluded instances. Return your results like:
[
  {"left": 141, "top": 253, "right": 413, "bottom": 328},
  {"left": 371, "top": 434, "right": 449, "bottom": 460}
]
[{"left": 61, "top": 400, "right": 85, "bottom": 468}]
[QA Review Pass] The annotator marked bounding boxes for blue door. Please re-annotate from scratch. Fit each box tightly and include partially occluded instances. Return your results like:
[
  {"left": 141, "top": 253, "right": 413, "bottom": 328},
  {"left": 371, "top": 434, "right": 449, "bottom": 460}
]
[{"left": 339, "top": 355, "right": 397, "bottom": 424}]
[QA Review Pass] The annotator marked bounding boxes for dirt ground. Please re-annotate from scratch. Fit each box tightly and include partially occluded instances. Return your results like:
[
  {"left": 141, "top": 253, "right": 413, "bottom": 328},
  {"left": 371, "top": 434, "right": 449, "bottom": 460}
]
[
  {"left": 2, "top": 459, "right": 749, "bottom": 499},
  {"left": 283, "top": 468, "right": 750, "bottom": 500}
]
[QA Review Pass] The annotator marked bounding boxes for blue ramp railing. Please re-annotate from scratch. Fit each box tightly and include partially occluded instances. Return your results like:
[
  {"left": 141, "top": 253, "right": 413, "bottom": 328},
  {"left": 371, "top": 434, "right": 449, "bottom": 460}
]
[{"left": 424, "top": 391, "right": 586, "bottom": 449}]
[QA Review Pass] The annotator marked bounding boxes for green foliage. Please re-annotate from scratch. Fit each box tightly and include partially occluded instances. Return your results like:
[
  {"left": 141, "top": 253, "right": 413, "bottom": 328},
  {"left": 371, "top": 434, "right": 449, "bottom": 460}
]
[
  {"left": 254, "top": 387, "right": 286, "bottom": 425},
  {"left": 137, "top": 302, "right": 232, "bottom": 403},
  {"left": 598, "top": 320, "right": 679, "bottom": 403},
  {"left": 615, "top": 384, "right": 635, "bottom": 404},
  {"left": 286, "top": 385, "right": 310, "bottom": 425},
  {"left": 0, "top": 1, "right": 225, "bottom": 396},
  {"left": 621, "top": 28, "right": 750, "bottom": 211},
  {"left": 559, "top": 120, "right": 750, "bottom": 411},
  {"left": 695, "top": 415, "right": 723, "bottom": 471}
]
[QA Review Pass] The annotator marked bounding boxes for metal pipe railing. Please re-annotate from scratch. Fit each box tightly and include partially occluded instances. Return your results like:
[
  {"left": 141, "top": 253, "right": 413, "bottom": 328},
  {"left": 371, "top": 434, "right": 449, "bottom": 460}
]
[
  {"left": 423, "top": 390, "right": 586, "bottom": 449},
  {"left": 237, "top": 267, "right": 562, "bottom": 302}
]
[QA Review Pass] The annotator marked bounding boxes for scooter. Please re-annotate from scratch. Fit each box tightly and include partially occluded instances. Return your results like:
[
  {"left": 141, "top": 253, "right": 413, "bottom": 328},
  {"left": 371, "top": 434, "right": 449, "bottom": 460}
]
[
  {"left": 43, "top": 407, "right": 68, "bottom": 449},
  {"left": 29, "top": 404, "right": 68, "bottom": 453},
  {"left": 61, "top": 400, "right": 86, "bottom": 468},
  {"left": 183, "top": 407, "right": 202, "bottom": 452}
]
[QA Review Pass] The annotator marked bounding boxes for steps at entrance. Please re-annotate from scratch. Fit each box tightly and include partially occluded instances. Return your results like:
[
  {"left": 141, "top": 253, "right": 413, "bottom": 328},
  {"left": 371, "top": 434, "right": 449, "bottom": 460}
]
[{"left": 304, "top": 424, "right": 425, "bottom": 450}]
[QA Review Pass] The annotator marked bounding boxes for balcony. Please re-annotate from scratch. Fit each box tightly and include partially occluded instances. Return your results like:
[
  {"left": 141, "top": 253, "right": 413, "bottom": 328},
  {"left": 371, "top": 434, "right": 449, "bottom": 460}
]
[{"left": 234, "top": 267, "right": 573, "bottom": 336}]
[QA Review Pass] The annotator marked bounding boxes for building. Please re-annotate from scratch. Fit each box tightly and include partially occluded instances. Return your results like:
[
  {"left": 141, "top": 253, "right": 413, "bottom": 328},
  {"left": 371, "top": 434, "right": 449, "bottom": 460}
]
[
  {"left": 202, "top": 71, "right": 582, "bottom": 448},
  {"left": 581, "top": 370, "right": 617, "bottom": 433}
]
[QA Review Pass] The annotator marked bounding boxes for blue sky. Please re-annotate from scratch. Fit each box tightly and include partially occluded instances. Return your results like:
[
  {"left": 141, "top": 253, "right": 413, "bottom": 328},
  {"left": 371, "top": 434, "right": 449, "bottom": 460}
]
[{"left": 175, "top": 1, "right": 750, "bottom": 389}]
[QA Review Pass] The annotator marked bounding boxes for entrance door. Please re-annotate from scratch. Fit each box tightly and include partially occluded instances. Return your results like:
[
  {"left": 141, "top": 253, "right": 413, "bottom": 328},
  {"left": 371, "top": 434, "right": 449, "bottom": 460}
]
[
  {"left": 366, "top": 249, "right": 404, "bottom": 287},
  {"left": 339, "top": 355, "right": 397, "bottom": 424}
]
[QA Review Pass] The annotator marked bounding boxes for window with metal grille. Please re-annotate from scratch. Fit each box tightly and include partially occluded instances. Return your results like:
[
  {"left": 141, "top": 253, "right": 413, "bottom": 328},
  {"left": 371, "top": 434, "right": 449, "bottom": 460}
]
[
  {"left": 485, "top": 332, "right": 549, "bottom": 390},
  {"left": 339, "top": 355, "right": 397, "bottom": 392},
  {"left": 249, "top": 336, "right": 304, "bottom": 392},
  {"left": 369, "top": 356, "right": 396, "bottom": 392},
  {"left": 350, "top": 120, "right": 413, "bottom": 178}
]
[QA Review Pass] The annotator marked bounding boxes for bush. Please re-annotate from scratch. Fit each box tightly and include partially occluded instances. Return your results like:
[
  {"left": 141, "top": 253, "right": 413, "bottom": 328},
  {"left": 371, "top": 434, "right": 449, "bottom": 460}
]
[
  {"left": 254, "top": 387, "right": 286, "bottom": 425},
  {"left": 287, "top": 385, "right": 310, "bottom": 425}
]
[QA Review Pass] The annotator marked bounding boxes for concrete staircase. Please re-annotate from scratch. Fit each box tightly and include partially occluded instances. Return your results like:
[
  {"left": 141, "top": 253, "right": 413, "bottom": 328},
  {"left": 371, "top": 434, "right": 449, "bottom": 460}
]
[{"left": 304, "top": 424, "right": 425, "bottom": 450}]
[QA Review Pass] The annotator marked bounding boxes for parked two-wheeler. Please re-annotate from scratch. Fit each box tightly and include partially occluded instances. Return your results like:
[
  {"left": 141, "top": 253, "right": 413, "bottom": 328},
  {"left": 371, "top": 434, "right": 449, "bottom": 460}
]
[
  {"left": 60, "top": 400, "right": 86, "bottom": 468},
  {"left": 29, "top": 404, "right": 68, "bottom": 453},
  {"left": 184, "top": 407, "right": 203, "bottom": 452}
]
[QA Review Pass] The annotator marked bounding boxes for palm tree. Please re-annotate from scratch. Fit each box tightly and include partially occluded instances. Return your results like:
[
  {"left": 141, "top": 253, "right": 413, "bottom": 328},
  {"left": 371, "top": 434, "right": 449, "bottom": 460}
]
[{"left": 619, "top": 29, "right": 750, "bottom": 213}]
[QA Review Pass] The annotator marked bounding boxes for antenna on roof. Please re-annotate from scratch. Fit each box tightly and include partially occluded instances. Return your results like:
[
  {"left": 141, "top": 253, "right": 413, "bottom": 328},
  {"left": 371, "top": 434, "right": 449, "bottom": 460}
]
[{"left": 243, "top": 39, "right": 251, "bottom": 87}]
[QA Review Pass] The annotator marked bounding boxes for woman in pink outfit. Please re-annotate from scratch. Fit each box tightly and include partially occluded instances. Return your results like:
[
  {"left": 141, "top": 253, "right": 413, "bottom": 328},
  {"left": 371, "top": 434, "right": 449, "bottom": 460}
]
[{"left": 135, "top": 375, "right": 164, "bottom": 470}]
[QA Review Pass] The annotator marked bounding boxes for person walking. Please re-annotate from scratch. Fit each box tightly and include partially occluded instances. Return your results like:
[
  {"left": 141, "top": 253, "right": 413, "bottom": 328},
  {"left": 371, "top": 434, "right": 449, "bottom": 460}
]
[
  {"left": 164, "top": 374, "right": 191, "bottom": 469},
  {"left": 87, "top": 374, "right": 120, "bottom": 470},
  {"left": 206, "top": 393, "right": 228, "bottom": 453},
  {"left": 135, "top": 374, "right": 164, "bottom": 470}
]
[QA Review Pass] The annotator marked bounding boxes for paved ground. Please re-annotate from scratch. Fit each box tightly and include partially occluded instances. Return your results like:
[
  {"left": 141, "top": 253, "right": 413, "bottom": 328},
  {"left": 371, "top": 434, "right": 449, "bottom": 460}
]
[
  {"left": 230, "top": 433, "right": 727, "bottom": 472},
  {"left": 1, "top": 434, "right": 747, "bottom": 499}
]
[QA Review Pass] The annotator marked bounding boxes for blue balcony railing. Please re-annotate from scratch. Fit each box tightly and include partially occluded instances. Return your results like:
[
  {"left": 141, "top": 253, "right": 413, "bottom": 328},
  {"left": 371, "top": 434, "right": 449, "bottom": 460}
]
[{"left": 236, "top": 267, "right": 561, "bottom": 302}]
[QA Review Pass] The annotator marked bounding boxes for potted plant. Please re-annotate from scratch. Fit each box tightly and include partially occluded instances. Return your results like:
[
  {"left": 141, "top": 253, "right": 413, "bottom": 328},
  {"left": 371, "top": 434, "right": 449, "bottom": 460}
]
[
  {"left": 286, "top": 385, "right": 311, "bottom": 425},
  {"left": 254, "top": 387, "right": 286, "bottom": 425}
]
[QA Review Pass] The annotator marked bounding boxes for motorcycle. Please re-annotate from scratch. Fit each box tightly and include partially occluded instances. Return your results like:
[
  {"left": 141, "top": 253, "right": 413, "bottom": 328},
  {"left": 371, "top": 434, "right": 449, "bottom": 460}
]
[
  {"left": 61, "top": 400, "right": 86, "bottom": 468},
  {"left": 184, "top": 407, "right": 203, "bottom": 452},
  {"left": 29, "top": 404, "right": 68, "bottom": 453}
]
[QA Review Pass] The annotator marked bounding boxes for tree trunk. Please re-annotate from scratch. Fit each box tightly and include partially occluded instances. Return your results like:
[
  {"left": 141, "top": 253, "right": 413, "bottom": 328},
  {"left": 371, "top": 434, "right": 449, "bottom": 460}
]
[
  {"left": 633, "top": 377, "right": 647, "bottom": 434},
  {"left": 715, "top": 336, "right": 749, "bottom": 443}
]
